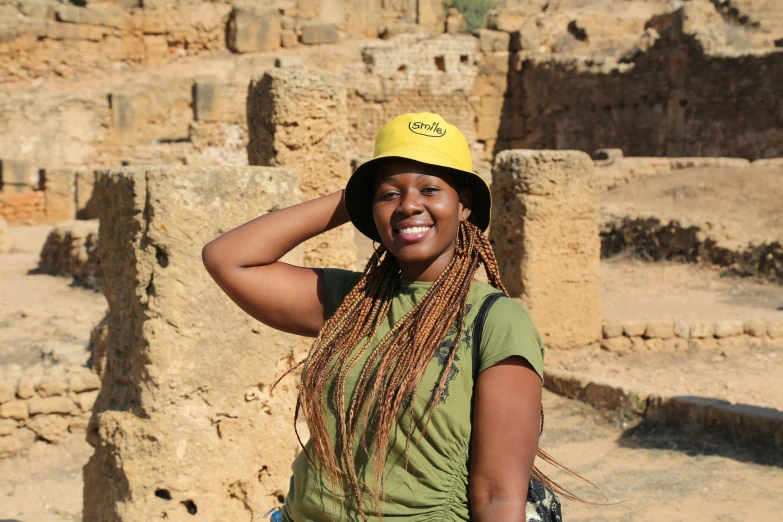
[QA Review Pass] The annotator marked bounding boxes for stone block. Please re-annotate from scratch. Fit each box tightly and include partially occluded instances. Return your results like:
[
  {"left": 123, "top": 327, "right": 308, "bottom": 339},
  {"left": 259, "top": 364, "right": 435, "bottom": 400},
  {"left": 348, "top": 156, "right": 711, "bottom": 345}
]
[
  {"left": 674, "top": 320, "right": 690, "bottom": 339},
  {"left": 689, "top": 320, "right": 715, "bottom": 338},
  {"left": 319, "top": 0, "right": 345, "bottom": 26},
  {"left": 0, "top": 159, "right": 38, "bottom": 190},
  {"left": 18, "top": 0, "right": 55, "bottom": 19},
  {"left": 227, "top": 6, "right": 281, "bottom": 53},
  {"left": 301, "top": 22, "right": 339, "bottom": 44},
  {"left": 629, "top": 336, "right": 646, "bottom": 351},
  {"left": 69, "top": 367, "right": 101, "bottom": 393},
  {"left": 16, "top": 366, "right": 43, "bottom": 400},
  {"left": 602, "top": 322, "right": 623, "bottom": 339},
  {"left": 714, "top": 321, "right": 744, "bottom": 338},
  {"left": 663, "top": 338, "right": 688, "bottom": 352},
  {"left": 110, "top": 92, "right": 138, "bottom": 146},
  {"left": 38, "top": 220, "right": 101, "bottom": 289},
  {"left": 42, "top": 168, "right": 76, "bottom": 222},
  {"left": 600, "top": 337, "right": 630, "bottom": 352},
  {"left": 280, "top": 29, "right": 298, "bottom": 48},
  {"left": 76, "top": 390, "right": 99, "bottom": 412},
  {"left": 28, "top": 396, "right": 76, "bottom": 415},
  {"left": 490, "top": 150, "right": 600, "bottom": 349},
  {"left": 247, "top": 69, "right": 356, "bottom": 269},
  {"left": 768, "top": 320, "right": 783, "bottom": 339},
  {"left": 624, "top": 322, "right": 648, "bottom": 338},
  {"left": 744, "top": 319, "right": 767, "bottom": 337},
  {"left": 645, "top": 338, "right": 664, "bottom": 351},
  {"left": 477, "top": 29, "right": 510, "bottom": 52},
  {"left": 0, "top": 400, "right": 29, "bottom": 420},
  {"left": 0, "top": 428, "right": 35, "bottom": 458},
  {"left": 36, "top": 372, "right": 68, "bottom": 397},
  {"left": 27, "top": 414, "right": 70, "bottom": 443},
  {"left": 0, "top": 382, "right": 14, "bottom": 403},
  {"left": 509, "top": 28, "right": 540, "bottom": 51},
  {"left": 479, "top": 51, "right": 509, "bottom": 76},
  {"left": 0, "top": 217, "right": 10, "bottom": 254},
  {"left": 143, "top": 34, "right": 169, "bottom": 65},
  {"left": 0, "top": 418, "right": 16, "bottom": 436},
  {"left": 645, "top": 322, "right": 674, "bottom": 339},
  {"left": 75, "top": 170, "right": 98, "bottom": 219},
  {"left": 275, "top": 55, "right": 302, "bottom": 68},
  {"left": 83, "top": 166, "right": 303, "bottom": 521},
  {"left": 592, "top": 148, "right": 623, "bottom": 161}
]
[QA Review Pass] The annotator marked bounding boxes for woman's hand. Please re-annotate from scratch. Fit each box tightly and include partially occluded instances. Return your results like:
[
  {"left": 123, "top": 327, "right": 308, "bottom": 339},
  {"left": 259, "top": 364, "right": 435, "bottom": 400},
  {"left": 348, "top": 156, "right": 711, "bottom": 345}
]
[
  {"left": 201, "top": 190, "right": 350, "bottom": 337},
  {"left": 469, "top": 355, "right": 542, "bottom": 522}
]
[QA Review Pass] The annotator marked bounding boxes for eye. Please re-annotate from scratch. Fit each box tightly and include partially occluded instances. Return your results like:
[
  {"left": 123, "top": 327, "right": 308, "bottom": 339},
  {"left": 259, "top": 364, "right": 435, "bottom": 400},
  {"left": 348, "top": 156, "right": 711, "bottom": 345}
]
[
  {"left": 421, "top": 186, "right": 440, "bottom": 194},
  {"left": 377, "top": 190, "right": 399, "bottom": 201}
]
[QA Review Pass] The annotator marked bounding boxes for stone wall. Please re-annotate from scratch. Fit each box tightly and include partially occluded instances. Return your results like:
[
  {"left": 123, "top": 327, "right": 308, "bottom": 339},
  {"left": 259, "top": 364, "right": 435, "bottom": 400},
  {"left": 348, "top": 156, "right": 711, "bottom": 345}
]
[
  {"left": 499, "top": 3, "right": 783, "bottom": 160},
  {"left": 38, "top": 220, "right": 101, "bottom": 289},
  {"left": 247, "top": 68, "right": 357, "bottom": 269},
  {"left": 83, "top": 166, "right": 304, "bottom": 521},
  {"left": 0, "top": 364, "right": 100, "bottom": 458},
  {"left": 490, "top": 150, "right": 602, "bottom": 349}
]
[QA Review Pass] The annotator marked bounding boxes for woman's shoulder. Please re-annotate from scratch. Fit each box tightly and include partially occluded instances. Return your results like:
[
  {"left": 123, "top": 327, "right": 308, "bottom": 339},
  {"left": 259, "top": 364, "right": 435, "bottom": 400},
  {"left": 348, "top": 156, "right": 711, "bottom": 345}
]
[{"left": 323, "top": 268, "right": 364, "bottom": 318}]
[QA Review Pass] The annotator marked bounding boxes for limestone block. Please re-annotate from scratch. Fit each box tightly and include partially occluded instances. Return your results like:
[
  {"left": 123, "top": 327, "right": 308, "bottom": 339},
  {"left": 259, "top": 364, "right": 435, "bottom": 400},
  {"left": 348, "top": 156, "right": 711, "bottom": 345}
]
[
  {"left": 110, "top": 92, "right": 138, "bottom": 146},
  {"left": 600, "top": 337, "right": 630, "bottom": 352},
  {"left": 76, "top": 390, "right": 99, "bottom": 412},
  {"left": 509, "top": 28, "right": 540, "bottom": 51},
  {"left": 36, "top": 372, "right": 68, "bottom": 397},
  {"left": 69, "top": 414, "right": 90, "bottom": 433},
  {"left": 28, "top": 396, "right": 77, "bottom": 415},
  {"left": 275, "top": 55, "right": 302, "bottom": 68},
  {"left": 622, "top": 321, "right": 645, "bottom": 337},
  {"left": 743, "top": 319, "right": 767, "bottom": 337},
  {"left": 490, "top": 150, "right": 600, "bottom": 349},
  {"left": 714, "top": 321, "right": 744, "bottom": 338},
  {"left": 663, "top": 338, "right": 688, "bottom": 352},
  {"left": 768, "top": 320, "right": 783, "bottom": 339},
  {"left": 227, "top": 6, "right": 281, "bottom": 53},
  {"left": 247, "top": 69, "right": 356, "bottom": 269},
  {"left": 0, "top": 418, "right": 17, "bottom": 436},
  {"left": 280, "top": 29, "right": 298, "bottom": 47},
  {"left": 602, "top": 322, "right": 623, "bottom": 339},
  {"left": 593, "top": 148, "right": 623, "bottom": 161},
  {"left": 41, "top": 168, "right": 76, "bottom": 222},
  {"left": 0, "top": 159, "right": 38, "bottom": 191},
  {"left": 38, "top": 220, "right": 101, "bottom": 289},
  {"left": 75, "top": 170, "right": 98, "bottom": 219},
  {"left": 18, "top": 0, "right": 55, "bottom": 19},
  {"left": 0, "top": 400, "right": 29, "bottom": 420},
  {"left": 629, "top": 336, "right": 646, "bottom": 351},
  {"left": 688, "top": 320, "right": 715, "bottom": 338},
  {"left": 645, "top": 322, "right": 674, "bottom": 339},
  {"left": 27, "top": 414, "right": 70, "bottom": 443},
  {"left": 68, "top": 367, "right": 101, "bottom": 393},
  {"left": 319, "top": 0, "right": 345, "bottom": 26},
  {"left": 645, "top": 338, "right": 664, "bottom": 351},
  {"left": 83, "top": 166, "right": 303, "bottom": 521},
  {"left": 0, "top": 382, "right": 14, "bottom": 403},
  {"left": 446, "top": 7, "right": 463, "bottom": 34},
  {"left": 0, "top": 428, "right": 35, "bottom": 458},
  {"left": 478, "top": 29, "right": 510, "bottom": 52},
  {"left": 301, "top": 22, "right": 339, "bottom": 44},
  {"left": 674, "top": 320, "right": 690, "bottom": 339},
  {"left": 55, "top": 4, "right": 127, "bottom": 29},
  {"left": 17, "top": 366, "right": 43, "bottom": 399}
]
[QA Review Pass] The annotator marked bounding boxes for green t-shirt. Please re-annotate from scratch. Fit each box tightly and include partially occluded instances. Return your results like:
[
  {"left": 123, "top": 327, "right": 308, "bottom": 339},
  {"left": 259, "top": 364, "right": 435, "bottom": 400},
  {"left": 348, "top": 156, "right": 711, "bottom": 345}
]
[{"left": 282, "top": 268, "right": 546, "bottom": 522}]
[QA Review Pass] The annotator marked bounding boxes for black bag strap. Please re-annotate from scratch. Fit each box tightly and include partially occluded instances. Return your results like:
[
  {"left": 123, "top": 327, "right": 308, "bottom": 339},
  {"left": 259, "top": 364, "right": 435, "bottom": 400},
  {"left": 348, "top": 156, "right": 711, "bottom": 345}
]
[{"left": 471, "top": 292, "right": 506, "bottom": 383}]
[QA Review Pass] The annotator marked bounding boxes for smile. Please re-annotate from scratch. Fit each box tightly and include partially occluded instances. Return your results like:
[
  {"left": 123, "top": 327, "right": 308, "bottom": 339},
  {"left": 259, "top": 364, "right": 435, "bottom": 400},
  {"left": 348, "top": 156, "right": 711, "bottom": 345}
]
[{"left": 394, "top": 225, "right": 433, "bottom": 243}]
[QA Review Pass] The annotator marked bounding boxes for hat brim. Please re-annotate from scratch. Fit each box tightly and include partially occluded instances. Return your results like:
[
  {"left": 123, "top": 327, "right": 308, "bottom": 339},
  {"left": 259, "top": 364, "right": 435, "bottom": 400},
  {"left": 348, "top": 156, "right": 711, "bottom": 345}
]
[{"left": 344, "top": 145, "right": 492, "bottom": 242}]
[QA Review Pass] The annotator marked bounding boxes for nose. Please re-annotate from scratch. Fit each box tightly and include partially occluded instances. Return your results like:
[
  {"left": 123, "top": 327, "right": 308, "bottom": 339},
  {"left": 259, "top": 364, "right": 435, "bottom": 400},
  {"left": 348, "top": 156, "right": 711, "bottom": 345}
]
[{"left": 396, "top": 188, "right": 424, "bottom": 216}]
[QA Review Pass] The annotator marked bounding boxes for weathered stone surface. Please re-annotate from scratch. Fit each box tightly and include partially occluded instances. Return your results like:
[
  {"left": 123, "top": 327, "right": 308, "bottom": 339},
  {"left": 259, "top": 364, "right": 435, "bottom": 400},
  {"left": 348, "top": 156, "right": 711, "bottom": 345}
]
[
  {"left": 714, "top": 321, "right": 744, "bottom": 338},
  {"left": 0, "top": 400, "right": 29, "bottom": 420},
  {"left": 0, "top": 159, "right": 38, "bottom": 192},
  {"left": 622, "top": 322, "right": 647, "bottom": 337},
  {"left": 76, "top": 390, "right": 99, "bottom": 412},
  {"left": 768, "top": 320, "right": 783, "bottom": 339},
  {"left": 0, "top": 382, "right": 14, "bottom": 403},
  {"left": 227, "top": 6, "right": 281, "bottom": 53},
  {"left": 17, "top": 366, "right": 43, "bottom": 399},
  {"left": 645, "top": 322, "right": 674, "bottom": 339},
  {"left": 689, "top": 320, "right": 715, "bottom": 338},
  {"left": 744, "top": 319, "right": 767, "bottom": 337},
  {"left": 84, "top": 167, "right": 303, "bottom": 521},
  {"left": 645, "top": 338, "right": 664, "bottom": 351},
  {"left": 38, "top": 220, "right": 101, "bottom": 289},
  {"left": 477, "top": 29, "right": 510, "bottom": 52},
  {"left": 28, "top": 396, "right": 77, "bottom": 415},
  {"left": 663, "top": 338, "right": 688, "bottom": 352},
  {"left": 280, "top": 28, "right": 298, "bottom": 48},
  {"left": 0, "top": 418, "right": 17, "bottom": 436},
  {"left": 301, "top": 22, "right": 339, "bottom": 44},
  {"left": 601, "top": 337, "right": 631, "bottom": 352},
  {"left": 602, "top": 322, "right": 623, "bottom": 339},
  {"left": 674, "top": 320, "right": 690, "bottom": 339},
  {"left": 69, "top": 366, "right": 102, "bottom": 393},
  {"left": 0, "top": 428, "right": 35, "bottom": 458},
  {"left": 69, "top": 414, "right": 91, "bottom": 433},
  {"left": 0, "top": 217, "right": 11, "bottom": 254},
  {"left": 248, "top": 69, "right": 356, "bottom": 269},
  {"left": 27, "top": 414, "right": 70, "bottom": 443},
  {"left": 42, "top": 168, "right": 76, "bottom": 222},
  {"left": 36, "top": 370, "right": 69, "bottom": 397},
  {"left": 491, "top": 150, "right": 600, "bottom": 349}
]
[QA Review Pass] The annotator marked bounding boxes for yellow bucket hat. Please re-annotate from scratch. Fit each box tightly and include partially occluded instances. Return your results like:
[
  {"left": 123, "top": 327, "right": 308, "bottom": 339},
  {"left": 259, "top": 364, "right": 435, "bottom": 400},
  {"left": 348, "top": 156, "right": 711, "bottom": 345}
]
[{"left": 345, "top": 112, "right": 491, "bottom": 241}]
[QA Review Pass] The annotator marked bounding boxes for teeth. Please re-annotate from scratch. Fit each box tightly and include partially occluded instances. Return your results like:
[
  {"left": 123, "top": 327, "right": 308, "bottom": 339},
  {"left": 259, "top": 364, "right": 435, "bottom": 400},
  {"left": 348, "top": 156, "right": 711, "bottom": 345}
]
[{"left": 400, "top": 226, "right": 431, "bottom": 234}]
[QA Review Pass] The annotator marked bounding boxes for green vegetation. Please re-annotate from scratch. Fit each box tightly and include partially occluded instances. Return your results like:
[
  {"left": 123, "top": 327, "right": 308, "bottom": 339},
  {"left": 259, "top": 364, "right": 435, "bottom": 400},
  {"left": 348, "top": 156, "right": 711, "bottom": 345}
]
[{"left": 446, "top": 0, "right": 497, "bottom": 33}]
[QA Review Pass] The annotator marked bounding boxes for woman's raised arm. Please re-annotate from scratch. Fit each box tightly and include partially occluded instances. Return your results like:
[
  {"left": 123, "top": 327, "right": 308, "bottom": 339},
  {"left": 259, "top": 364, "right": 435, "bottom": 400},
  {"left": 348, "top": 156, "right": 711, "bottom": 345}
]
[{"left": 201, "top": 190, "right": 350, "bottom": 337}]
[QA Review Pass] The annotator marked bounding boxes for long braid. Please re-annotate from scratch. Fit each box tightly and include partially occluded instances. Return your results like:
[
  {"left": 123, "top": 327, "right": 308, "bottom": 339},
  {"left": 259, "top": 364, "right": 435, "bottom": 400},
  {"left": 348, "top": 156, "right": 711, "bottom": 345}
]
[{"left": 275, "top": 220, "right": 600, "bottom": 521}]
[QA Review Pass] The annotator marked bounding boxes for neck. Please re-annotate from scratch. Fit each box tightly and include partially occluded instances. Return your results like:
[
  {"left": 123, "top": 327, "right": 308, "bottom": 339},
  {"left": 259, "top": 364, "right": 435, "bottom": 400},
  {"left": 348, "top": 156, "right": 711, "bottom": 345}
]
[{"left": 397, "top": 245, "right": 455, "bottom": 282}]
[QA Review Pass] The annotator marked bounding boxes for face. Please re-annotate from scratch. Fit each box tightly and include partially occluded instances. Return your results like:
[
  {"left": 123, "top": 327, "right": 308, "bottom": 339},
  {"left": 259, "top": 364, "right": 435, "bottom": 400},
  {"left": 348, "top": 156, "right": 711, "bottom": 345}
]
[{"left": 372, "top": 159, "right": 472, "bottom": 281}]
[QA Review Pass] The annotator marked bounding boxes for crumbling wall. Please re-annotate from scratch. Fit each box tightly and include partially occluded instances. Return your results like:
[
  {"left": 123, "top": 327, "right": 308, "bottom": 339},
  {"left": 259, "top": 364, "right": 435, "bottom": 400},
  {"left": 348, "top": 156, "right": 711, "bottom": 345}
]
[
  {"left": 501, "top": 3, "right": 783, "bottom": 159},
  {"left": 38, "top": 220, "right": 101, "bottom": 289},
  {"left": 83, "top": 166, "right": 304, "bottom": 521},
  {"left": 490, "top": 150, "right": 601, "bottom": 349},
  {"left": 247, "top": 68, "right": 357, "bottom": 269}
]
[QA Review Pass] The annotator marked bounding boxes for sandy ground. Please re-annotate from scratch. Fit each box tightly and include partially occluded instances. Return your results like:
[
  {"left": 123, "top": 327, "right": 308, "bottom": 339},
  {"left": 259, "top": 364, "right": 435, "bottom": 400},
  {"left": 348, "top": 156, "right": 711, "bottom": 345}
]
[
  {"left": 2, "top": 390, "right": 781, "bottom": 522},
  {"left": 602, "top": 166, "right": 783, "bottom": 243},
  {"left": 602, "top": 257, "right": 783, "bottom": 322}
]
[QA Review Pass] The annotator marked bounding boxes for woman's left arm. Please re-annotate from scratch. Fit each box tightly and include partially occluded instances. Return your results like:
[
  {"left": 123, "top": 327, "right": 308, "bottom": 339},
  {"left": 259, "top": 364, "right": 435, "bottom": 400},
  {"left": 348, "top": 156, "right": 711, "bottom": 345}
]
[{"left": 469, "top": 355, "right": 543, "bottom": 522}]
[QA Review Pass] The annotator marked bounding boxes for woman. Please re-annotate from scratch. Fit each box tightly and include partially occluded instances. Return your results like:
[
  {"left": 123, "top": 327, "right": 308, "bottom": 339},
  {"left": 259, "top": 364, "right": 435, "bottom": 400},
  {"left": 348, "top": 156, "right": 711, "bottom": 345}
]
[{"left": 202, "top": 113, "right": 547, "bottom": 522}]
